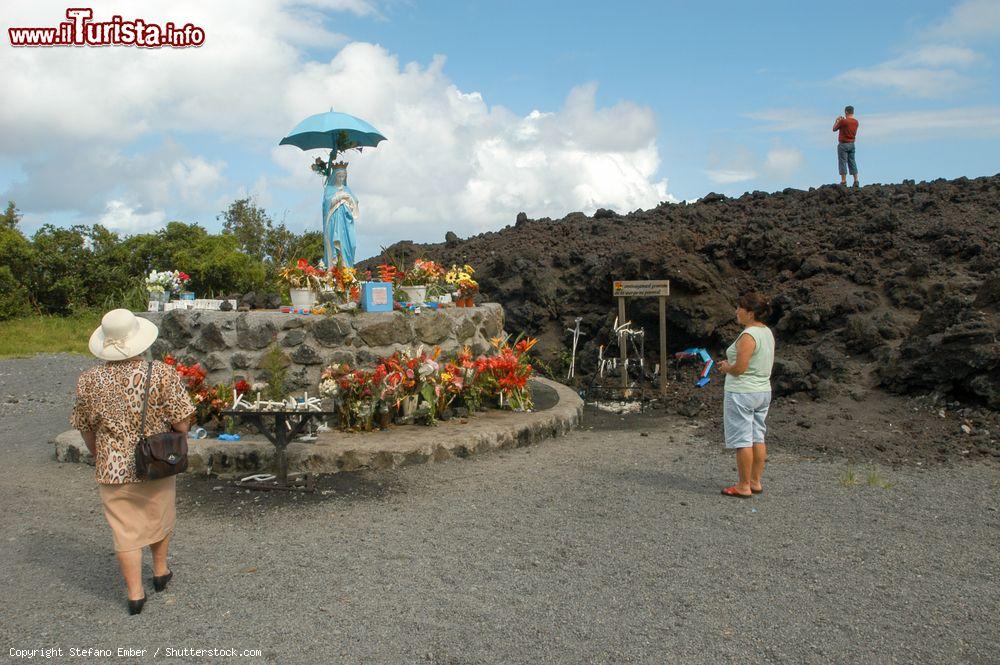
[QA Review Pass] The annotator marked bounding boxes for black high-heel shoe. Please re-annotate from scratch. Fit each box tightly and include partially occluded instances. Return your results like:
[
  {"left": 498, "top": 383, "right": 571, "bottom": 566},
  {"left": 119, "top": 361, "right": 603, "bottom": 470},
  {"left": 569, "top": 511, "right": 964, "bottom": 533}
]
[
  {"left": 128, "top": 593, "right": 147, "bottom": 615},
  {"left": 153, "top": 570, "right": 172, "bottom": 592}
]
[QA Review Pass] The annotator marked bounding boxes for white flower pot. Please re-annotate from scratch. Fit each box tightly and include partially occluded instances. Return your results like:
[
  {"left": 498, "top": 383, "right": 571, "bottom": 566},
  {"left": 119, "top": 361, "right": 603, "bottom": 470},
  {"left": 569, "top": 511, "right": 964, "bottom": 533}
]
[
  {"left": 400, "top": 285, "right": 427, "bottom": 303},
  {"left": 289, "top": 288, "right": 315, "bottom": 308}
]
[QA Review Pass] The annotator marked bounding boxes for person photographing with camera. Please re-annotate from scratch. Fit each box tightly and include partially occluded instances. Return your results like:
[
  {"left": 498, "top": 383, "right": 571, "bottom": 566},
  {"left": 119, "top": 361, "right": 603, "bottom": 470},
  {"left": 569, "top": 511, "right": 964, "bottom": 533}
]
[{"left": 833, "top": 105, "right": 860, "bottom": 188}]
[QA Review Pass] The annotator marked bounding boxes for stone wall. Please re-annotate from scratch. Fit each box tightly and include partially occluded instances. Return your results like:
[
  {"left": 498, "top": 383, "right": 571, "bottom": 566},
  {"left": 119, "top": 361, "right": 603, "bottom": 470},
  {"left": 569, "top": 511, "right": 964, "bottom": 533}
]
[
  {"left": 138, "top": 303, "right": 505, "bottom": 391},
  {"left": 53, "top": 377, "right": 583, "bottom": 477}
]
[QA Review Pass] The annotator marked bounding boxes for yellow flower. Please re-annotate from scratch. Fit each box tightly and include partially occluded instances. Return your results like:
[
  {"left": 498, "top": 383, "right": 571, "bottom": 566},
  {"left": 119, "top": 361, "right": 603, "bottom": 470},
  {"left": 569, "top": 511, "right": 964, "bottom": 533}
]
[{"left": 440, "top": 372, "right": 453, "bottom": 382}]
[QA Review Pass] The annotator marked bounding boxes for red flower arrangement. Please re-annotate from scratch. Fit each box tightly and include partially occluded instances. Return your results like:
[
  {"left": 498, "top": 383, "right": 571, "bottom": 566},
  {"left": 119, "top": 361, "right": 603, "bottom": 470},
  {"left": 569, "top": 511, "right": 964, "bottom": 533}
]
[
  {"left": 478, "top": 335, "right": 536, "bottom": 410},
  {"left": 279, "top": 258, "right": 325, "bottom": 289},
  {"left": 317, "top": 335, "right": 537, "bottom": 431},
  {"left": 164, "top": 355, "right": 242, "bottom": 428}
]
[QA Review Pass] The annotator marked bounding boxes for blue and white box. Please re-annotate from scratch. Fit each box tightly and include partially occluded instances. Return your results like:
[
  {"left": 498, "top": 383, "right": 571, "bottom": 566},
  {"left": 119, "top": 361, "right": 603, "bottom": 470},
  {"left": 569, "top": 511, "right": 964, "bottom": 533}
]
[{"left": 361, "top": 282, "right": 393, "bottom": 312}]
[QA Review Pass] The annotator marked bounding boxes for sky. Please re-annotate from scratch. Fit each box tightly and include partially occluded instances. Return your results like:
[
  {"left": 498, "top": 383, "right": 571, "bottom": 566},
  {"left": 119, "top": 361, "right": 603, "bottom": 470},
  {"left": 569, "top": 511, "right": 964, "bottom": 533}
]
[{"left": 2, "top": 0, "right": 998, "bottom": 261}]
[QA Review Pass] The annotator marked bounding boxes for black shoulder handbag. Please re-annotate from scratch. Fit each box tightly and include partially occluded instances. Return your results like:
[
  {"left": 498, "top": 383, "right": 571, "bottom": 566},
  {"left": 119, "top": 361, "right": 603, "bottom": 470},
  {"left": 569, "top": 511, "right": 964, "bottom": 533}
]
[{"left": 134, "top": 361, "right": 189, "bottom": 480}]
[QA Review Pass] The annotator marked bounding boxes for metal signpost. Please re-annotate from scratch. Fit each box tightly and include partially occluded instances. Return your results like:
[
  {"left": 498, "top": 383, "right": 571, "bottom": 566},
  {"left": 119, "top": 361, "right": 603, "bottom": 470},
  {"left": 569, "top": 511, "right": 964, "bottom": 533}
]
[{"left": 611, "top": 280, "right": 671, "bottom": 398}]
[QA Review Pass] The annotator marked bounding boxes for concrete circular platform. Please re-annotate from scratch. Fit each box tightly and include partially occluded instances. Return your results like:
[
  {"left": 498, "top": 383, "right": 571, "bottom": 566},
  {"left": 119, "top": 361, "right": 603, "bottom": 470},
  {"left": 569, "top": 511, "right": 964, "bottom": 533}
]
[{"left": 52, "top": 377, "right": 582, "bottom": 478}]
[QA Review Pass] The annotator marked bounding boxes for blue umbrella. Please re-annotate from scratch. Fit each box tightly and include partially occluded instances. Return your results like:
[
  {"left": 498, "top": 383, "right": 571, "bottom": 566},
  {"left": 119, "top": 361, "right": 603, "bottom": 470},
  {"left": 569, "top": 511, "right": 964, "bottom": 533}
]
[{"left": 278, "top": 109, "right": 387, "bottom": 154}]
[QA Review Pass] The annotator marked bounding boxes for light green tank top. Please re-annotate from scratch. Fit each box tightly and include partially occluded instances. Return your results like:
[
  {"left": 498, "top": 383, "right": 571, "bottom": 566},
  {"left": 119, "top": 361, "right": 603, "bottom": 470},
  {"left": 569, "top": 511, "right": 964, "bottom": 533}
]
[{"left": 724, "top": 325, "right": 775, "bottom": 393}]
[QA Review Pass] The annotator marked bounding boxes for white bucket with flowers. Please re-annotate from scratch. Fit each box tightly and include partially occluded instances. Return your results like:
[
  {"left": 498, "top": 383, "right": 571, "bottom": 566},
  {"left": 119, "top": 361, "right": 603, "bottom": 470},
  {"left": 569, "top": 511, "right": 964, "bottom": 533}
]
[
  {"left": 146, "top": 269, "right": 190, "bottom": 304},
  {"left": 280, "top": 259, "right": 322, "bottom": 308}
]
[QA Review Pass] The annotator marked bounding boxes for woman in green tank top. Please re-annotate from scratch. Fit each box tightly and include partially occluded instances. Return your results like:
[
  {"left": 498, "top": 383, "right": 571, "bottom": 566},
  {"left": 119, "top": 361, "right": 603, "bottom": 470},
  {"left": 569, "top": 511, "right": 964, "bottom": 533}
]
[{"left": 717, "top": 292, "right": 775, "bottom": 499}]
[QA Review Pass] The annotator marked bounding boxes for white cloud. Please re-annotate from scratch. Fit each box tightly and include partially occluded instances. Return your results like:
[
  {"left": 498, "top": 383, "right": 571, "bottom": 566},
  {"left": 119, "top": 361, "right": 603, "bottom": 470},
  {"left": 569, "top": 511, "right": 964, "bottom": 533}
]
[
  {"left": 835, "top": 66, "right": 968, "bottom": 98},
  {"left": 745, "top": 109, "right": 828, "bottom": 134},
  {"left": 1, "top": 1, "right": 672, "bottom": 254},
  {"left": 703, "top": 146, "right": 804, "bottom": 186},
  {"left": 0, "top": 1, "right": 374, "bottom": 152},
  {"left": 704, "top": 144, "right": 758, "bottom": 185},
  {"left": 763, "top": 147, "right": 805, "bottom": 178},
  {"left": 927, "top": 0, "right": 1000, "bottom": 40},
  {"left": 900, "top": 45, "right": 981, "bottom": 67},
  {"left": 169, "top": 157, "right": 226, "bottom": 204},
  {"left": 706, "top": 169, "right": 756, "bottom": 184},
  {"left": 830, "top": 17, "right": 990, "bottom": 99},
  {"left": 749, "top": 106, "right": 1000, "bottom": 143},
  {"left": 833, "top": 44, "right": 981, "bottom": 97},
  {"left": 98, "top": 200, "right": 167, "bottom": 234},
  {"left": 863, "top": 106, "right": 1000, "bottom": 139},
  {"left": 832, "top": 2, "right": 999, "bottom": 99},
  {"left": 4, "top": 140, "right": 227, "bottom": 218},
  {"left": 277, "top": 49, "right": 670, "bottom": 247}
]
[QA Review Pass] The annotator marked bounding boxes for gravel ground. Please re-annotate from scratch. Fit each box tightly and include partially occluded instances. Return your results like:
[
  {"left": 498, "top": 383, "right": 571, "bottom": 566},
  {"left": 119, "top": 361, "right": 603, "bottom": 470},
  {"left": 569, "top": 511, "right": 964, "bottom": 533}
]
[{"left": 1, "top": 354, "right": 998, "bottom": 664}]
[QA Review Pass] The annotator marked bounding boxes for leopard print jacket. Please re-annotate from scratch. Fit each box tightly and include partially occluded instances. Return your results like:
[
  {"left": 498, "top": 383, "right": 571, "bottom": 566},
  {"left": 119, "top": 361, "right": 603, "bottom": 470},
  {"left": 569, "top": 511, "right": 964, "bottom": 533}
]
[{"left": 71, "top": 358, "right": 195, "bottom": 484}]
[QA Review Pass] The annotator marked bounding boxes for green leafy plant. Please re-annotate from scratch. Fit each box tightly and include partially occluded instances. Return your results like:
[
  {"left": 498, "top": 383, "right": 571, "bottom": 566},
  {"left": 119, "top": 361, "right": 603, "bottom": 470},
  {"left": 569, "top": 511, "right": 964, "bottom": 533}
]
[{"left": 260, "top": 340, "right": 288, "bottom": 401}]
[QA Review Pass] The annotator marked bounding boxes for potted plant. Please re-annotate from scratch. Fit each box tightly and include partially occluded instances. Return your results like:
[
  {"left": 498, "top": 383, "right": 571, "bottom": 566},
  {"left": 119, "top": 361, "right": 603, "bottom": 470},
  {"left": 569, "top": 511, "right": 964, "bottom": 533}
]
[
  {"left": 445, "top": 264, "right": 478, "bottom": 307},
  {"left": 457, "top": 277, "right": 479, "bottom": 307},
  {"left": 476, "top": 335, "right": 536, "bottom": 411},
  {"left": 146, "top": 269, "right": 188, "bottom": 304},
  {"left": 279, "top": 259, "right": 323, "bottom": 308},
  {"left": 397, "top": 259, "right": 445, "bottom": 303},
  {"left": 320, "top": 363, "right": 377, "bottom": 431},
  {"left": 379, "top": 348, "right": 432, "bottom": 419},
  {"left": 426, "top": 282, "right": 452, "bottom": 304}
]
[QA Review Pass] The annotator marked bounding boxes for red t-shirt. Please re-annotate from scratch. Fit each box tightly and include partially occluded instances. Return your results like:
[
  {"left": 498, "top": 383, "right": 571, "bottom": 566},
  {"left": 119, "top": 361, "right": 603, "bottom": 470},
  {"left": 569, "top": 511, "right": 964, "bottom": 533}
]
[{"left": 835, "top": 117, "right": 858, "bottom": 143}]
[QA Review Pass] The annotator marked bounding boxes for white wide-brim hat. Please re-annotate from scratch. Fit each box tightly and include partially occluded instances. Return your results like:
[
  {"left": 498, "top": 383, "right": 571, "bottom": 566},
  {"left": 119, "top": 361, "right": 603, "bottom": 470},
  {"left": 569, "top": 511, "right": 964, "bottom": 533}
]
[{"left": 89, "top": 309, "right": 159, "bottom": 361}]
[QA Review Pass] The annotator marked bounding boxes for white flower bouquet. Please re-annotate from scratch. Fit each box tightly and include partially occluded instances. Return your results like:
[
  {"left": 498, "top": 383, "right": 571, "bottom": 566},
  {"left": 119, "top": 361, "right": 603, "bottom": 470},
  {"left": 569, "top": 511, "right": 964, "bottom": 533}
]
[{"left": 145, "top": 269, "right": 190, "bottom": 294}]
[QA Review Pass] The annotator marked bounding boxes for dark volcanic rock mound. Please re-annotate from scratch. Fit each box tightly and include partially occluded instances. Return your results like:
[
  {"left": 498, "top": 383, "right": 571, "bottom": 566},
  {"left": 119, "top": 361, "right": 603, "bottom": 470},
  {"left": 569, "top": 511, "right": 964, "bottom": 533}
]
[{"left": 362, "top": 175, "right": 1000, "bottom": 410}]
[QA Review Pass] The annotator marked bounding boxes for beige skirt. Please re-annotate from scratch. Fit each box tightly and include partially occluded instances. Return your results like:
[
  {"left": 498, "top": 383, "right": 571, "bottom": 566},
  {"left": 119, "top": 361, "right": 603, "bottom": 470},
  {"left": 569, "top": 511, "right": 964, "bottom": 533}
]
[{"left": 98, "top": 476, "right": 176, "bottom": 552}]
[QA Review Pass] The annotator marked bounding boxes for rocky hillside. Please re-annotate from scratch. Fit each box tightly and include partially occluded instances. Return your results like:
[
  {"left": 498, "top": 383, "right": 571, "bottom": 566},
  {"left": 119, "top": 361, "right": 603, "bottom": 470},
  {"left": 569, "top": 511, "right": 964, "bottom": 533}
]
[{"left": 365, "top": 175, "right": 1000, "bottom": 411}]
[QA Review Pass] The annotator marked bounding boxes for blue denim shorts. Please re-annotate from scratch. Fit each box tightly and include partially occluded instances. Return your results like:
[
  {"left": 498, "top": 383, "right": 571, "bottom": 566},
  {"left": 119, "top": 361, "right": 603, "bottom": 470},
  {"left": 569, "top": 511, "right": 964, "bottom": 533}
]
[
  {"left": 724, "top": 391, "right": 771, "bottom": 449},
  {"left": 838, "top": 142, "right": 858, "bottom": 176}
]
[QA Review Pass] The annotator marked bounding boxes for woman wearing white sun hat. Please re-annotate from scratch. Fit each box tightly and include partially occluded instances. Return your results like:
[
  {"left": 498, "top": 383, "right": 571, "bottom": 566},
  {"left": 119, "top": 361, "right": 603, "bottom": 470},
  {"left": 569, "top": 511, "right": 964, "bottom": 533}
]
[{"left": 71, "top": 309, "right": 194, "bottom": 615}]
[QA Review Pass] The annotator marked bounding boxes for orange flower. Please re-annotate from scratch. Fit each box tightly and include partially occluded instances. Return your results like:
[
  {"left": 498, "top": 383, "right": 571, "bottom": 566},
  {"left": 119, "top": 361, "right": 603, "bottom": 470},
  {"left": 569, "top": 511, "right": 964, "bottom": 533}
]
[{"left": 514, "top": 338, "right": 537, "bottom": 354}]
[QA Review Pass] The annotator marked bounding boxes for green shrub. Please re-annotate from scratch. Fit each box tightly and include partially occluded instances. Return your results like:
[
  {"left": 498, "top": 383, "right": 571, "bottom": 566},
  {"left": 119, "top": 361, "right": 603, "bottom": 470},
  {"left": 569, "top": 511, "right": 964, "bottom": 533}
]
[
  {"left": 0, "top": 266, "right": 31, "bottom": 320},
  {"left": 0, "top": 199, "right": 325, "bottom": 316}
]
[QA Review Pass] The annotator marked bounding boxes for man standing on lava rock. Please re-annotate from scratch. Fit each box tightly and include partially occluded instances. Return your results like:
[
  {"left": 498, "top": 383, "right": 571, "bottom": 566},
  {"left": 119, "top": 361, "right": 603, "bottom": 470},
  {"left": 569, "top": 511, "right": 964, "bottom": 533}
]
[{"left": 833, "top": 105, "right": 860, "bottom": 188}]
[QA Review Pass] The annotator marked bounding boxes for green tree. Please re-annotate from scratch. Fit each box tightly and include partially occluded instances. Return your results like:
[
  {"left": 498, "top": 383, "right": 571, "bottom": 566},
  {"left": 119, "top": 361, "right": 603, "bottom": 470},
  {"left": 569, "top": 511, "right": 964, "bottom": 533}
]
[
  {"left": 1, "top": 201, "right": 21, "bottom": 229},
  {"left": 0, "top": 266, "right": 30, "bottom": 319},
  {"left": 173, "top": 231, "right": 269, "bottom": 295},
  {"left": 0, "top": 198, "right": 328, "bottom": 318},
  {"left": 0, "top": 203, "right": 32, "bottom": 318},
  {"left": 287, "top": 231, "right": 324, "bottom": 266},
  {"left": 28, "top": 225, "right": 94, "bottom": 314},
  {"left": 0, "top": 216, "right": 33, "bottom": 279},
  {"left": 219, "top": 197, "right": 272, "bottom": 262}
]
